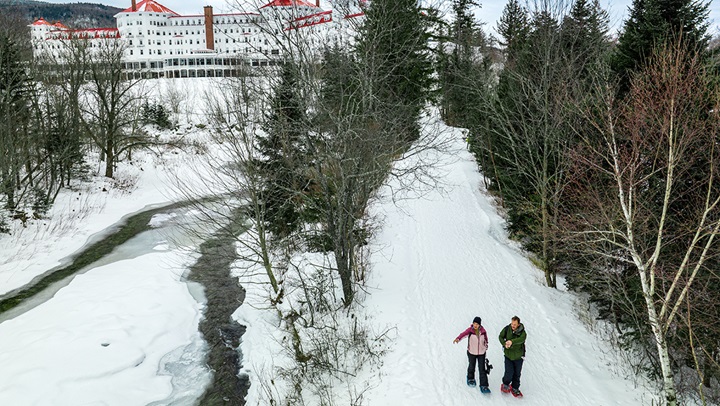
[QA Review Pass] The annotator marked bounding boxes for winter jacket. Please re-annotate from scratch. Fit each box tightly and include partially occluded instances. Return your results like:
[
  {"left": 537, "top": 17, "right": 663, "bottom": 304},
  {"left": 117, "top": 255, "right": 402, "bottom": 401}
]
[
  {"left": 455, "top": 325, "right": 489, "bottom": 355},
  {"left": 498, "top": 323, "right": 527, "bottom": 361}
]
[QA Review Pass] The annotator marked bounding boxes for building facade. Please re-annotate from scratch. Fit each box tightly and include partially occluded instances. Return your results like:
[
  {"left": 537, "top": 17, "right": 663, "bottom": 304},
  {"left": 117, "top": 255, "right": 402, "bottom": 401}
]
[{"left": 31, "top": 0, "right": 364, "bottom": 78}]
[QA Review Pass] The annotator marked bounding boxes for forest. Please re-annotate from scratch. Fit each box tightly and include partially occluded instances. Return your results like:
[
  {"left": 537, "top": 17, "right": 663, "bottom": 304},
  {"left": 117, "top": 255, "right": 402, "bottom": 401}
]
[{"left": 0, "top": 0, "right": 121, "bottom": 28}]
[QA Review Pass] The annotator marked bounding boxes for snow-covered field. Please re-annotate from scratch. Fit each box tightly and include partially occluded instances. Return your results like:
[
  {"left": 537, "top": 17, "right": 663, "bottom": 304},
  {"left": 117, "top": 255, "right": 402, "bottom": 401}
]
[{"left": 0, "top": 79, "right": 657, "bottom": 405}]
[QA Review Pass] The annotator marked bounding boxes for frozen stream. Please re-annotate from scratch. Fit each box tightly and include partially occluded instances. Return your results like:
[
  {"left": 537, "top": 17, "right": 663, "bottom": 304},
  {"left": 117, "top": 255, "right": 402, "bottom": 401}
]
[{"left": 0, "top": 205, "right": 219, "bottom": 405}]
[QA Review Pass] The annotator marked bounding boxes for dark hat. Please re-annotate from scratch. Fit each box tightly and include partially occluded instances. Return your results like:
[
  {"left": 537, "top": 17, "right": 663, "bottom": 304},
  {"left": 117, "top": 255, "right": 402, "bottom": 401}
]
[{"left": 473, "top": 316, "right": 482, "bottom": 325}]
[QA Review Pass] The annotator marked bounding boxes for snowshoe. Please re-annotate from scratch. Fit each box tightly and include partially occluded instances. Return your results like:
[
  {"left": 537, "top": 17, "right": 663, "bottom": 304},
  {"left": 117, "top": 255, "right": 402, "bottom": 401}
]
[
  {"left": 512, "top": 388, "right": 523, "bottom": 398},
  {"left": 500, "top": 384, "right": 511, "bottom": 393},
  {"left": 480, "top": 386, "right": 491, "bottom": 394},
  {"left": 467, "top": 378, "right": 477, "bottom": 387}
]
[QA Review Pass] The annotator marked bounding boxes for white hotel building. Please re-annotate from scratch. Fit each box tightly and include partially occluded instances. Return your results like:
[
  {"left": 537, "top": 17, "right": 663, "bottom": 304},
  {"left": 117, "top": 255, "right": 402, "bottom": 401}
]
[{"left": 30, "top": 0, "right": 364, "bottom": 78}]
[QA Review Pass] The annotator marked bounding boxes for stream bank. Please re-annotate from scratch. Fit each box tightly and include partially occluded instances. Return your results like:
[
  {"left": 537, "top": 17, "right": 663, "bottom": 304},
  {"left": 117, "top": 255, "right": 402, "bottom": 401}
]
[{"left": 0, "top": 201, "right": 190, "bottom": 316}]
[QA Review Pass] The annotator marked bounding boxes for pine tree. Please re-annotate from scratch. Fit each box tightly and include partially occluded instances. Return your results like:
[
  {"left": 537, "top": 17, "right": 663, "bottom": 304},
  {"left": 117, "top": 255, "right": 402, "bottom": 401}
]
[
  {"left": 355, "top": 0, "right": 433, "bottom": 142},
  {"left": 0, "top": 32, "right": 31, "bottom": 211},
  {"left": 439, "top": 0, "right": 486, "bottom": 125},
  {"left": 560, "top": 0, "right": 610, "bottom": 75},
  {"left": 611, "top": 0, "right": 711, "bottom": 93},
  {"left": 256, "top": 61, "right": 310, "bottom": 239},
  {"left": 496, "top": 0, "right": 529, "bottom": 67},
  {"left": 452, "top": 0, "right": 479, "bottom": 53}
]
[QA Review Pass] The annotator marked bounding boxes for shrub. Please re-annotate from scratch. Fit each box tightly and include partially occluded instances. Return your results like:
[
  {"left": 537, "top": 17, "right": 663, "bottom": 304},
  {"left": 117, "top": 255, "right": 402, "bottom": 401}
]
[{"left": 141, "top": 101, "right": 173, "bottom": 129}]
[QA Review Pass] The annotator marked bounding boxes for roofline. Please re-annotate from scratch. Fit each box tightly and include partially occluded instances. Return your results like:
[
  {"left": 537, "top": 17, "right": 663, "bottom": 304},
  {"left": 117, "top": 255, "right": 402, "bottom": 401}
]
[
  {"left": 168, "top": 12, "right": 260, "bottom": 18},
  {"left": 259, "top": 0, "right": 319, "bottom": 10},
  {"left": 120, "top": 0, "right": 179, "bottom": 15}
]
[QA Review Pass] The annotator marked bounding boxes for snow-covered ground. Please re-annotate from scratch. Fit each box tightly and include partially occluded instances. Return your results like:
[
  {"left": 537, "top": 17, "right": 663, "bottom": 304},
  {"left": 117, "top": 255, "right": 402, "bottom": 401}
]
[
  {"left": 0, "top": 78, "right": 656, "bottom": 405},
  {"left": 0, "top": 78, "right": 213, "bottom": 297},
  {"left": 0, "top": 246, "right": 210, "bottom": 405},
  {"left": 0, "top": 78, "right": 217, "bottom": 405}
]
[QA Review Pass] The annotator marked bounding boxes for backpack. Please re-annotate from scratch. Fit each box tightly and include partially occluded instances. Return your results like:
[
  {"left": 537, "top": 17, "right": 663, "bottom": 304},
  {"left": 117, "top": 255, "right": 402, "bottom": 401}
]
[{"left": 502, "top": 325, "right": 526, "bottom": 357}]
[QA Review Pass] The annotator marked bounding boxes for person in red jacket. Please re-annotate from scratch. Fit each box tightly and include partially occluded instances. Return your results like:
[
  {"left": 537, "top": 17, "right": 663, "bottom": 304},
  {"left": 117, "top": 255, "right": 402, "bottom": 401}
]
[{"left": 453, "top": 316, "right": 490, "bottom": 392}]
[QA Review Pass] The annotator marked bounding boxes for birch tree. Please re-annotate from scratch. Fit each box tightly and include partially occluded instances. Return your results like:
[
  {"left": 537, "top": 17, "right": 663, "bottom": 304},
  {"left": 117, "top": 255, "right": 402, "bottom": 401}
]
[{"left": 565, "top": 42, "right": 720, "bottom": 405}]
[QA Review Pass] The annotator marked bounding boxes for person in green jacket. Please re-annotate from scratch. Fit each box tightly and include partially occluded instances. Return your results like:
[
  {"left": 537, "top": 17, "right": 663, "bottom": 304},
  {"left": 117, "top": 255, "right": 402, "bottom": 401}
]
[{"left": 499, "top": 316, "right": 527, "bottom": 397}]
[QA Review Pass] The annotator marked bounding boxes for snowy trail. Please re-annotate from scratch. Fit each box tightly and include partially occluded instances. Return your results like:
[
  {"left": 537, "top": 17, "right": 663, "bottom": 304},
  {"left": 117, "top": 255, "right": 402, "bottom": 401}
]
[{"left": 364, "top": 124, "right": 650, "bottom": 405}]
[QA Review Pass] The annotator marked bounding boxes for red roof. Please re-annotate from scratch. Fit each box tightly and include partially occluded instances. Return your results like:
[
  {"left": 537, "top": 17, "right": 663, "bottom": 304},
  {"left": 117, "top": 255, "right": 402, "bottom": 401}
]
[
  {"left": 122, "top": 0, "right": 179, "bottom": 15},
  {"left": 260, "top": 0, "right": 318, "bottom": 9},
  {"left": 31, "top": 19, "right": 69, "bottom": 29},
  {"left": 287, "top": 10, "right": 332, "bottom": 30},
  {"left": 31, "top": 18, "right": 51, "bottom": 26}
]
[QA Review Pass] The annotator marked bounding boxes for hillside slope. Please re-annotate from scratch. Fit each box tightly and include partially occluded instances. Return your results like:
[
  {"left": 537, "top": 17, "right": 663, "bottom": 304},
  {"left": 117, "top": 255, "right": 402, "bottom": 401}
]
[{"left": 0, "top": 0, "right": 121, "bottom": 28}]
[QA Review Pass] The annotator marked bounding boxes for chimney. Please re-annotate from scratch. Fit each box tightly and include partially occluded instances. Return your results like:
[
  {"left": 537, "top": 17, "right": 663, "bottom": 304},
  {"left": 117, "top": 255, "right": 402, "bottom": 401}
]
[
  {"left": 316, "top": 0, "right": 320, "bottom": 7},
  {"left": 204, "top": 6, "right": 214, "bottom": 51},
  {"left": 131, "top": 0, "right": 137, "bottom": 11}
]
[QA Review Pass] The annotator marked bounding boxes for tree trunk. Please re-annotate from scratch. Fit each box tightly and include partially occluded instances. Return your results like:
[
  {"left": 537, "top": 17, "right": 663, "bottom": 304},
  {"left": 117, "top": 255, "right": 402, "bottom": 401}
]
[
  {"left": 104, "top": 137, "right": 114, "bottom": 178},
  {"left": 639, "top": 270, "right": 678, "bottom": 406},
  {"left": 3, "top": 168, "right": 16, "bottom": 210},
  {"left": 541, "top": 196, "right": 554, "bottom": 288},
  {"left": 257, "top": 220, "right": 280, "bottom": 295},
  {"left": 541, "top": 152, "right": 555, "bottom": 288},
  {"left": 336, "top": 248, "right": 354, "bottom": 307}
]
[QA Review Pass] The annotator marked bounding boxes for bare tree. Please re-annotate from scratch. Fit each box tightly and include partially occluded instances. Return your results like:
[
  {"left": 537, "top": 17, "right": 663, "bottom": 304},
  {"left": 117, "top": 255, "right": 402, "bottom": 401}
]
[
  {"left": 172, "top": 2, "right": 448, "bottom": 403},
  {"left": 479, "top": 2, "right": 574, "bottom": 288},
  {"left": 28, "top": 39, "right": 91, "bottom": 203},
  {"left": 80, "top": 39, "right": 145, "bottom": 178}
]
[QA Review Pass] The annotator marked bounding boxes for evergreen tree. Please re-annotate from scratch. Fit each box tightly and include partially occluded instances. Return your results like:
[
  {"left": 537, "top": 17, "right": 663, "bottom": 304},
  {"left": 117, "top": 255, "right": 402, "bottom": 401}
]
[
  {"left": 439, "top": 0, "right": 488, "bottom": 126},
  {"left": 256, "top": 61, "right": 310, "bottom": 239},
  {"left": 560, "top": 0, "right": 610, "bottom": 76},
  {"left": 482, "top": 4, "right": 597, "bottom": 287},
  {"left": 496, "top": 0, "right": 529, "bottom": 67},
  {"left": 452, "top": 0, "right": 479, "bottom": 52},
  {"left": 355, "top": 0, "right": 433, "bottom": 142},
  {"left": 611, "top": 0, "right": 711, "bottom": 93},
  {"left": 0, "top": 32, "right": 31, "bottom": 211}
]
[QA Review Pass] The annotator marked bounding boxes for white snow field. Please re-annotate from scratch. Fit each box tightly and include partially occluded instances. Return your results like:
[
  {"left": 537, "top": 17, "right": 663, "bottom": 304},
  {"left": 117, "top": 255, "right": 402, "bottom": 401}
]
[{"left": 0, "top": 249, "right": 210, "bottom": 405}]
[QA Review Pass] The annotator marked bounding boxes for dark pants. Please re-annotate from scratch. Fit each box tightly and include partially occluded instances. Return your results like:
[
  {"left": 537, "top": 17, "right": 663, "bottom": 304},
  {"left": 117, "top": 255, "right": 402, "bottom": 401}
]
[
  {"left": 502, "top": 356, "right": 524, "bottom": 390},
  {"left": 466, "top": 352, "right": 489, "bottom": 386}
]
